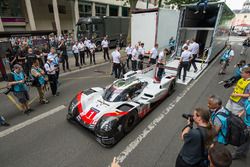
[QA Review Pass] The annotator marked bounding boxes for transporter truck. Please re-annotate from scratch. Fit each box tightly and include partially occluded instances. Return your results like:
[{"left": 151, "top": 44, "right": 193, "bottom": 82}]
[{"left": 76, "top": 16, "right": 130, "bottom": 51}]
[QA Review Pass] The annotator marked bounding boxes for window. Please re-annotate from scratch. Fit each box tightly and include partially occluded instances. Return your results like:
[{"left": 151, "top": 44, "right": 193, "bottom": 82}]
[
  {"left": 110, "top": 5, "right": 118, "bottom": 16},
  {"left": 96, "top": 4, "right": 106, "bottom": 16},
  {"left": 79, "top": 2, "right": 91, "bottom": 17},
  {"left": 122, "top": 7, "right": 129, "bottom": 16},
  {"left": 48, "top": 4, "right": 66, "bottom": 14},
  {"left": 0, "top": 0, "right": 23, "bottom": 17}
]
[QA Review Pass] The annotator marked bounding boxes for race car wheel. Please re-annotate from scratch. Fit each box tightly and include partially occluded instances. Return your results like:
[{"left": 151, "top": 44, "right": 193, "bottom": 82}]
[
  {"left": 123, "top": 111, "right": 138, "bottom": 134},
  {"left": 168, "top": 79, "right": 176, "bottom": 95}
]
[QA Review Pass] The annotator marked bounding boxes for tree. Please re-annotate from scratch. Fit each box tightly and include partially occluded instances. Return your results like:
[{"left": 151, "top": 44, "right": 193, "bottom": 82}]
[
  {"left": 164, "top": 0, "right": 219, "bottom": 8},
  {"left": 118, "top": 0, "right": 139, "bottom": 43}
]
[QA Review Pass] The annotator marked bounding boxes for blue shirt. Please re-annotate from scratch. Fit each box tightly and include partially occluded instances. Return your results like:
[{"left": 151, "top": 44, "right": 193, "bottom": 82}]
[
  {"left": 47, "top": 53, "right": 59, "bottom": 65},
  {"left": 244, "top": 100, "right": 250, "bottom": 127}
]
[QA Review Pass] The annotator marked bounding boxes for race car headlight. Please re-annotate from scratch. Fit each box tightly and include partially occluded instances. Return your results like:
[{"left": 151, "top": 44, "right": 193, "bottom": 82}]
[{"left": 100, "top": 117, "right": 119, "bottom": 132}]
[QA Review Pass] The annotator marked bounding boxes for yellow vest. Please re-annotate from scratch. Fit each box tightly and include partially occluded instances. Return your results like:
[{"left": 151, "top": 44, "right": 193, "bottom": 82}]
[{"left": 230, "top": 78, "right": 250, "bottom": 102}]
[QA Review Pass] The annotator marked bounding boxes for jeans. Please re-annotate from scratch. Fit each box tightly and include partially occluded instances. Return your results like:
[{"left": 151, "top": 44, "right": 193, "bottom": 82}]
[
  {"left": 90, "top": 51, "right": 96, "bottom": 64},
  {"left": 113, "top": 63, "right": 121, "bottom": 78},
  {"left": 79, "top": 51, "right": 85, "bottom": 65},
  {"left": 103, "top": 47, "right": 110, "bottom": 60},
  {"left": 188, "top": 54, "right": 197, "bottom": 71},
  {"left": 73, "top": 53, "right": 80, "bottom": 66},
  {"left": 48, "top": 74, "right": 58, "bottom": 95},
  {"left": 61, "top": 55, "right": 69, "bottom": 70}
]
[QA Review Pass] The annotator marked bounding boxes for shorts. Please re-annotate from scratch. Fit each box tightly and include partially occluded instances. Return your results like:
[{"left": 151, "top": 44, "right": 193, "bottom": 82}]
[
  {"left": 13, "top": 91, "right": 30, "bottom": 104},
  {"left": 225, "top": 100, "right": 244, "bottom": 115}
]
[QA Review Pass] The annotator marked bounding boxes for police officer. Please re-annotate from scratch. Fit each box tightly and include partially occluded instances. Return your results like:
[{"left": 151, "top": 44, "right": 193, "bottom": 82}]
[
  {"left": 138, "top": 43, "right": 145, "bottom": 70},
  {"left": 226, "top": 67, "right": 250, "bottom": 115},
  {"left": 101, "top": 36, "right": 110, "bottom": 61},
  {"left": 111, "top": 47, "right": 121, "bottom": 79},
  {"left": 125, "top": 43, "right": 133, "bottom": 69},
  {"left": 188, "top": 39, "right": 199, "bottom": 72},
  {"left": 177, "top": 46, "right": 192, "bottom": 83},
  {"left": 149, "top": 43, "right": 158, "bottom": 65},
  {"left": 131, "top": 45, "right": 139, "bottom": 71},
  {"left": 44, "top": 58, "right": 59, "bottom": 96}
]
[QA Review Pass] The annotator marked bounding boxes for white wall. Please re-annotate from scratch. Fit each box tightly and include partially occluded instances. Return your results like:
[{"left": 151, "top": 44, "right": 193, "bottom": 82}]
[
  {"left": 131, "top": 11, "right": 157, "bottom": 52},
  {"left": 157, "top": 9, "right": 179, "bottom": 49}
]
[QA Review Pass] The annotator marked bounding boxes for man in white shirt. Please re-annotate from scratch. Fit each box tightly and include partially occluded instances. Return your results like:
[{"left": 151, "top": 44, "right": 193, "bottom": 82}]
[
  {"left": 125, "top": 43, "right": 133, "bottom": 69},
  {"left": 155, "top": 48, "right": 169, "bottom": 82},
  {"left": 84, "top": 37, "right": 91, "bottom": 58},
  {"left": 78, "top": 40, "right": 86, "bottom": 65},
  {"left": 111, "top": 47, "right": 121, "bottom": 78},
  {"left": 72, "top": 41, "right": 80, "bottom": 67},
  {"left": 44, "top": 58, "right": 59, "bottom": 96},
  {"left": 138, "top": 43, "right": 145, "bottom": 70},
  {"left": 149, "top": 43, "right": 158, "bottom": 65},
  {"left": 131, "top": 45, "right": 139, "bottom": 71},
  {"left": 89, "top": 40, "right": 96, "bottom": 65},
  {"left": 188, "top": 39, "right": 199, "bottom": 72},
  {"left": 101, "top": 37, "right": 110, "bottom": 61},
  {"left": 182, "top": 40, "right": 190, "bottom": 51},
  {"left": 177, "top": 46, "right": 192, "bottom": 83}
]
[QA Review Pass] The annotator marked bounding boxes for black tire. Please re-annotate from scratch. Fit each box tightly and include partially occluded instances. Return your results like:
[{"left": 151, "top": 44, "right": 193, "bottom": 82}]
[
  {"left": 66, "top": 113, "right": 75, "bottom": 123},
  {"left": 123, "top": 111, "right": 138, "bottom": 134},
  {"left": 168, "top": 79, "right": 176, "bottom": 95}
]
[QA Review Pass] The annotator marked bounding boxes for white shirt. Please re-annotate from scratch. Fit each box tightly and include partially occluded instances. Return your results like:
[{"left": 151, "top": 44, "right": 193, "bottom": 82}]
[
  {"left": 138, "top": 46, "right": 145, "bottom": 55},
  {"left": 150, "top": 47, "right": 158, "bottom": 59},
  {"left": 101, "top": 40, "right": 109, "bottom": 48},
  {"left": 84, "top": 40, "right": 91, "bottom": 48},
  {"left": 158, "top": 51, "right": 164, "bottom": 63},
  {"left": 132, "top": 48, "right": 139, "bottom": 61},
  {"left": 78, "top": 42, "right": 85, "bottom": 52},
  {"left": 181, "top": 50, "right": 192, "bottom": 62},
  {"left": 125, "top": 46, "right": 133, "bottom": 55},
  {"left": 72, "top": 44, "right": 79, "bottom": 53},
  {"left": 44, "top": 62, "right": 56, "bottom": 75},
  {"left": 89, "top": 43, "right": 96, "bottom": 52},
  {"left": 182, "top": 43, "right": 191, "bottom": 51},
  {"left": 112, "top": 50, "right": 121, "bottom": 64},
  {"left": 190, "top": 42, "right": 199, "bottom": 55}
]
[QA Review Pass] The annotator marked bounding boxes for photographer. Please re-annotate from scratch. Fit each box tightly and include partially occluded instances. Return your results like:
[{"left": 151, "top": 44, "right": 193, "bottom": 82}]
[
  {"left": 175, "top": 108, "right": 215, "bottom": 167},
  {"left": 7, "top": 64, "right": 32, "bottom": 114},
  {"left": 240, "top": 37, "right": 250, "bottom": 56},
  {"left": 31, "top": 59, "right": 49, "bottom": 104},
  {"left": 226, "top": 67, "right": 250, "bottom": 115},
  {"left": 219, "top": 44, "right": 234, "bottom": 75},
  {"left": 208, "top": 95, "right": 229, "bottom": 145}
]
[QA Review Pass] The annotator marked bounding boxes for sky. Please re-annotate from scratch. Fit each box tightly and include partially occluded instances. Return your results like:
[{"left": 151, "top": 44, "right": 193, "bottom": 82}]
[{"left": 226, "top": 0, "right": 246, "bottom": 10}]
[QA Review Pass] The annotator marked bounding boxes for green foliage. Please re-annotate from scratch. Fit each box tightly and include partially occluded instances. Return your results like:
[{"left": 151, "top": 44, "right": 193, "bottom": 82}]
[{"left": 164, "top": 0, "right": 219, "bottom": 6}]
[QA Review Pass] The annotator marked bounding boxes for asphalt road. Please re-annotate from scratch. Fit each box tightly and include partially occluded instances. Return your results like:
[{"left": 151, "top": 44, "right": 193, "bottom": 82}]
[{"left": 0, "top": 36, "right": 249, "bottom": 167}]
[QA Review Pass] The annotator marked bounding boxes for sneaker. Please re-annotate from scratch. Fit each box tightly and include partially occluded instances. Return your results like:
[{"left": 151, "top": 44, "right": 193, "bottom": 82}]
[
  {"left": 40, "top": 99, "right": 49, "bottom": 104},
  {"left": 1, "top": 121, "right": 10, "bottom": 126},
  {"left": 24, "top": 110, "right": 30, "bottom": 115},
  {"left": 194, "top": 11, "right": 199, "bottom": 14}
]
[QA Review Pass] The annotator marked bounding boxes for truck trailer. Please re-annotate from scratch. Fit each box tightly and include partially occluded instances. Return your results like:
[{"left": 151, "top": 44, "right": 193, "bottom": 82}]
[
  {"left": 175, "top": 2, "right": 235, "bottom": 62},
  {"left": 77, "top": 16, "right": 130, "bottom": 51},
  {"left": 131, "top": 8, "right": 180, "bottom": 54}
]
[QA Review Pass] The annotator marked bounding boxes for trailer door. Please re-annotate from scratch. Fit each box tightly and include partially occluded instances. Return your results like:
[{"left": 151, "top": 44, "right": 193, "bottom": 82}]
[{"left": 157, "top": 9, "right": 180, "bottom": 50}]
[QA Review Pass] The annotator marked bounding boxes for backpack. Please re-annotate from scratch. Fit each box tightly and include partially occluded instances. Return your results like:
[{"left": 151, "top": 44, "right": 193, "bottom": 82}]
[{"left": 217, "top": 111, "right": 249, "bottom": 146}]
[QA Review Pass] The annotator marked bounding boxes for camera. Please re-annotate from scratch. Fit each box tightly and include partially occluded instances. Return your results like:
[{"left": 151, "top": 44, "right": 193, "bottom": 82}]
[{"left": 182, "top": 113, "right": 194, "bottom": 122}]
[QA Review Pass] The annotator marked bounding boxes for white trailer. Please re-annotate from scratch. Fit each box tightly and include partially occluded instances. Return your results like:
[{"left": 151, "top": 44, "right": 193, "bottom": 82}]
[{"left": 131, "top": 8, "right": 180, "bottom": 54}]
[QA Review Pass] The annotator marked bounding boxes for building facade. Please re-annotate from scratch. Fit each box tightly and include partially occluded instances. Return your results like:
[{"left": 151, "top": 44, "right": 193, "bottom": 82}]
[
  {"left": 0, "top": 0, "right": 158, "bottom": 36},
  {"left": 231, "top": 0, "right": 250, "bottom": 28}
]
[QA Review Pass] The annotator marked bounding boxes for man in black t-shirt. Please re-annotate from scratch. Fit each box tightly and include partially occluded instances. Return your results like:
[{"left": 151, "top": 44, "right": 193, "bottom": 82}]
[{"left": 175, "top": 108, "right": 215, "bottom": 167}]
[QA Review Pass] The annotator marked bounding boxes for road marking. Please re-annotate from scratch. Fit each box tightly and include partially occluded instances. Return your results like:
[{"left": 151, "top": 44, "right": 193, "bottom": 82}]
[
  {"left": 0, "top": 105, "right": 66, "bottom": 138},
  {"left": 6, "top": 94, "right": 22, "bottom": 111},
  {"left": 114, "top": 47, "right": 223, "bottom": 165}
]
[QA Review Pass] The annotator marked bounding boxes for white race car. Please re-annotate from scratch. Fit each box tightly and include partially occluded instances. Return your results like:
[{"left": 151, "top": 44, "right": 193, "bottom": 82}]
[{"left": 67, "top": 66, "right": 176, "bottom": 147}]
